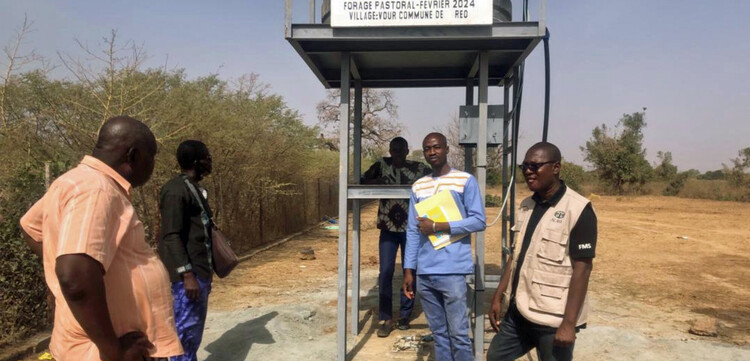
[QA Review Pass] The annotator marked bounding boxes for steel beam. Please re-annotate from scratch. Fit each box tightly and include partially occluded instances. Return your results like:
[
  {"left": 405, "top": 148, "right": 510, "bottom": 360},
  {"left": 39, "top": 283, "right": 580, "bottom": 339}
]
[
  {"left": 510, "top": 68, "right": 521, "bottom": 248},
  {"left": 468, "top": 53, "right": 480, "bottom": 79},
  {"left": 539, "top": 0, "right": 547, "bottom": 36},
  {"left": 327, "top": 78, "right": 504, "bottom": 89},
  {"left": 303, "top": 48, "right": 524, "bottom": 55},
  {"left": 351, "top": 79, "right": 362, "bottom": 336},
  {"left": 309, "top": 0, "right": 315, "bottom": 24},
  {"left": 347, "top": 185, "right": 411, "bottom": 199},
  {"left": 337, "top": 52, "right": 351, "bottom": 361},
  {"left": 321, "top": 67, "right": 508, "bottom": 84},
  {"left": 289, "top": 22, "right": 542, "bottom": 40},
  {"left": 354, "top": 80, "right": 362, "bottom": 180},
  {"left": 287, "top": 39, "right": 331, "bottom": 88},
  {"left": 351, "top": 57, "right": 361, "bottom": 80},
  {"left": 473, "top": 51, "right": 489, "bottom": 360},
  {"left": 464, "top": 78, "right": 474, "bottom": 173},
  {"left": 284, "top": 0, "right": 292, "bottom": 38}
]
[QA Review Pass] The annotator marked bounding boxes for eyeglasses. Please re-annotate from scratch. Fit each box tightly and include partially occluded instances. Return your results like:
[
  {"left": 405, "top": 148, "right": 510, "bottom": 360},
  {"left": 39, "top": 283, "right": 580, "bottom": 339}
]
[{"left": 519, "top": 161, "right": 557, "bottom": 173}]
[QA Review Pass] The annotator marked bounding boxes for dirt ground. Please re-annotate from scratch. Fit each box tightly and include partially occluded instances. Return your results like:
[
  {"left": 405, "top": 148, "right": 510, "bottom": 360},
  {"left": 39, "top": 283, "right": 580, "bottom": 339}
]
[
  {"left": 194, "top": 188, "right": 750, "bottom": 360},
  {"left": 20, "top": 189, "right": 750, "bottom": 360}
]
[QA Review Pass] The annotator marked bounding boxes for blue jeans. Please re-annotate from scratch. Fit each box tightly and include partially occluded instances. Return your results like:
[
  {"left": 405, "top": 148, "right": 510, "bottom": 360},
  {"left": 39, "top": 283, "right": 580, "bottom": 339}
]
[
  {"left": 378, "top": 230, "right": 415, "bottom": 321},
  {"left": 487, "top": 302, "right": 574, "bottom": 361},
  {"left": 417, "top": 274, "right": 472, "bottom": 361},
  {"left": 170, "top": 276, "right": 212, "bottom": 361}
]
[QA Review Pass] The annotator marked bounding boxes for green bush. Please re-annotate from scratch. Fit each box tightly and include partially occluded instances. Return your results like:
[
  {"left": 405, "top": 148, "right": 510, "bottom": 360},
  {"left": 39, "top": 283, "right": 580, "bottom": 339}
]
[
  {"left": 0, "top": 35, "right": 341, "bottom": 345},
  {"left": 582, "top": 111, "right": 653, "bottom": 194},
  {"left": 698, "top": 169, "right": 725, "bottom": 180},
  {"left": 487, "top": 167, "right": 502, "bottom": 187},
  {"left": 663, "top": 172, "right": 689, "bottom": 196},
  {"left": 560, "top": 161, "right": 585, "bottom": 193},
  {"left": 0, "top": 164, "right": 51, "bottom": 348},
  {"left": 486, "top": 194, "right": 502, "bottom": 207}
]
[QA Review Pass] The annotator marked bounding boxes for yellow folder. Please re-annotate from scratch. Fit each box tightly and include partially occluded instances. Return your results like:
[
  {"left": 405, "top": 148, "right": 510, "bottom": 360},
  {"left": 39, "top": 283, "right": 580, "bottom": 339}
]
[{"left": 414, "top": 190, "right": 465, "bottom": 250}]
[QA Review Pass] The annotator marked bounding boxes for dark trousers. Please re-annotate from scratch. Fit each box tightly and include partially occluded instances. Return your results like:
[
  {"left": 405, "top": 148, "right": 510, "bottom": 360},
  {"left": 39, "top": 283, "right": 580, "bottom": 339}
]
[
  {"left": 487, "top": 303, "right": 575, "bottom": 361},
  {"left": 378, "top": 229, "right": 415, "bottom": 321}
]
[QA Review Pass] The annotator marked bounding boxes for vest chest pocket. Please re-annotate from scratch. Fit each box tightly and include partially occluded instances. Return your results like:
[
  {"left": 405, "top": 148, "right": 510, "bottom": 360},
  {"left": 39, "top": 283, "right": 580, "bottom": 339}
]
[
  {"left": 529, "top": 270, "right": 570, "bottom": 316},
  {"left": 537, "top": 229, "right": 569, "bottom": 263}
]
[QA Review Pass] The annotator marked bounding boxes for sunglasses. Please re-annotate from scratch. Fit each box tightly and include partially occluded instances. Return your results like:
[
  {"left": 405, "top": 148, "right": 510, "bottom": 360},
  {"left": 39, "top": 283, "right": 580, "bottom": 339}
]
[{"left": 519, "top": 161, "right": 557, "bottom": 173}]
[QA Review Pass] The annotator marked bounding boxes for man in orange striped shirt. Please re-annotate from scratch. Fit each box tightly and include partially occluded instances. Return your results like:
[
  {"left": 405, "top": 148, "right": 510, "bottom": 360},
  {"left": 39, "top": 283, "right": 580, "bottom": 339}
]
[{"left": 20, "top": 116, "right": 183, "bottom": 361}]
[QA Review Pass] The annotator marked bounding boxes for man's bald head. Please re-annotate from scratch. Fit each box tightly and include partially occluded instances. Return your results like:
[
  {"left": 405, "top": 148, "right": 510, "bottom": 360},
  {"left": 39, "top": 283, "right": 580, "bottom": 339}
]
[
  {"left": 423, "top": 132, "right": 447, "bottom": 147},
  {"left": 94, "top": 116, "right": 156, "bottom": 155},
  {"left": 526, "top": 142, "right": 561, "bottom": 163},
  {"left": 92, "top": 116, "right": 157, "bottom": 188}
]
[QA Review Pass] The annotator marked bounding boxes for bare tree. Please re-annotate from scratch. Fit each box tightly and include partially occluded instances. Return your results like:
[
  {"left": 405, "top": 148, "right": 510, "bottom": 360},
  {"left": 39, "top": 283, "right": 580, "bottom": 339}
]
[
  {"left": 443, "top": 113, "right": 466, "bottom": 170},
  {"left": 316, "top": 88, "right": 404, "bottom": 153},
  {"left": 58, "top": 30, "right": 169, "bottom": 134},
  {"left": 0, "top": 15, "right": 43, "bottom": 128}
]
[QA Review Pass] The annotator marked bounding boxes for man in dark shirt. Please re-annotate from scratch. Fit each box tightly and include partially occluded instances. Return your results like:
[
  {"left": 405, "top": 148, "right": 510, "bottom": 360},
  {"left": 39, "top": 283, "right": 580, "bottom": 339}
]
[
  {"left": 361, "top": 137, "right": 431, "bottom": 337},
  {"left": 158, "top": 140, "right": 214, "bottom": 361},
  {"left": 487, "top": 142, "right": 597, "bottom": 361}
]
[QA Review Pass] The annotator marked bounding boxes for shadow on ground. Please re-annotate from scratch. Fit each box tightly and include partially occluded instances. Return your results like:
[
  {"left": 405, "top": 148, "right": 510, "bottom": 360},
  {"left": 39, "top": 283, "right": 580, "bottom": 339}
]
[{"left": 203, "top": 311, "right": 278, "bottom": 361}]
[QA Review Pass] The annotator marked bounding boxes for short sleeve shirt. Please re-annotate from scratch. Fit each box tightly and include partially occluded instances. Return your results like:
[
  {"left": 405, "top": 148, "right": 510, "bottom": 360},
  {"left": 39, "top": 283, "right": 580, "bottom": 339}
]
[{"left": 20, "top": 156, "right": 182, "bottom": 360}]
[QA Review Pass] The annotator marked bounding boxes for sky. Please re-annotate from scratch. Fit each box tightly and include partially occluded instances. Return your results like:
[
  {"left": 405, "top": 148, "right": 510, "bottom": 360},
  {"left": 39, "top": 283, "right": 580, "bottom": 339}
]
[{"left": 2, "top": 0, "right": 749, "bottom": 171}]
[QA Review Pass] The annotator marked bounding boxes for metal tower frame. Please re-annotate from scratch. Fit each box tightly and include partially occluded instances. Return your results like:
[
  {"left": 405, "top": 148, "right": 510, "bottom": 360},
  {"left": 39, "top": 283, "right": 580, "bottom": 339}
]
[{"left": 285, "top": 2, "right": 547, "bottom": 359}]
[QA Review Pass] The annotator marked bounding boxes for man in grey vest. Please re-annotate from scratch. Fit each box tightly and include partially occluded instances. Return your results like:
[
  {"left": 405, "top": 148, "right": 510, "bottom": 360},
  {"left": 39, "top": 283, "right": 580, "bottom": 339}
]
[{"left": 487, "top": 142, "right": 597, "bottom": 361}]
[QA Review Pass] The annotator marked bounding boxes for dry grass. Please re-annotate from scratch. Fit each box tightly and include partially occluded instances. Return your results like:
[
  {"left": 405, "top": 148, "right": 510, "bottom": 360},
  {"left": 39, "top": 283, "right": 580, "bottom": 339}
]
[
  {"left": 569, "top": 179, "right": 750, "bottom": 203},
  {"left": 678, "top": 179, "right": 750, "bottom": 202}
]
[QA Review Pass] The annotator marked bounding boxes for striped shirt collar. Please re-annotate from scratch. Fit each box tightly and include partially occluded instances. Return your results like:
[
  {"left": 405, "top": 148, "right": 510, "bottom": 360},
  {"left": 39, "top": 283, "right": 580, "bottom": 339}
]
[
  {"left": 430, "top": 168, "right": 457, "bottom": 179},
  {"left": 80, "top": 155, "right": 133, "bottom": 196}
]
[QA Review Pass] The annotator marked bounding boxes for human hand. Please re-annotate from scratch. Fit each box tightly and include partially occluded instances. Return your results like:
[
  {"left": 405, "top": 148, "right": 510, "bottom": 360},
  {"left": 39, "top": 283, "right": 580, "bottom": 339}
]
[
  {"left": 101, "top": 331, "right": 153, "bottom": 361},
  {"left": 183, "top": 272, "right": 201, "bottom": 301},
  {"left": 488, "top": 295, "right": 504, "bottom": 332},
  {"left": 416, "top": 217, "right": 435, "bottom": 235},
  {"left": 553, "top": 321, "right": 576, "bottom": 347},
  {"left": 402, "top": 269, "right": 415, "bottom": 300}
]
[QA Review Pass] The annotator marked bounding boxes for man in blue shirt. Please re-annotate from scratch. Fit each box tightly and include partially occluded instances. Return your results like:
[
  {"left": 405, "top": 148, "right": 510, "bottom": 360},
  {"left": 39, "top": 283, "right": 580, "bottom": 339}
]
[{"left": 403, "top": 132, "right": 486, "bottom": 361}]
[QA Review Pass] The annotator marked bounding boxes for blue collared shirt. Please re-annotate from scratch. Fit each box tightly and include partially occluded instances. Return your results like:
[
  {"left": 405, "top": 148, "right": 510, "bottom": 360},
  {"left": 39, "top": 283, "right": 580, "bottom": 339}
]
[{"left": 404, "top": 169, "right": 486, "bottom": 275}]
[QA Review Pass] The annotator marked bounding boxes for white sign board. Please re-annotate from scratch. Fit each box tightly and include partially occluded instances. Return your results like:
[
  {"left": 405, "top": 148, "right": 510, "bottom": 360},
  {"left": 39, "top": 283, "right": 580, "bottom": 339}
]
[{"left": 330, "top": 0, "right": 492, "bottom": 27}]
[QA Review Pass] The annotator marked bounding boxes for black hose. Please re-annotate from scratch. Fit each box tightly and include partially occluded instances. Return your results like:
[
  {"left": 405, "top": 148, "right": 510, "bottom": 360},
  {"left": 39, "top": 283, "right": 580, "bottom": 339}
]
[
  {"left": 511, "top": 63, "right": 524, "bottom": 187},
  {"left": 542, "top": 28, "right": 550, "bottom": 142}
]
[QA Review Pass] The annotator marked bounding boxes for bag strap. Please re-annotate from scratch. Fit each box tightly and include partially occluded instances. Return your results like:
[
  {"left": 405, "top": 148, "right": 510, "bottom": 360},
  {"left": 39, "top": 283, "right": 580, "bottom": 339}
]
[{"left": 181, "top": 175, "right": 213, "bottom": 271}]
